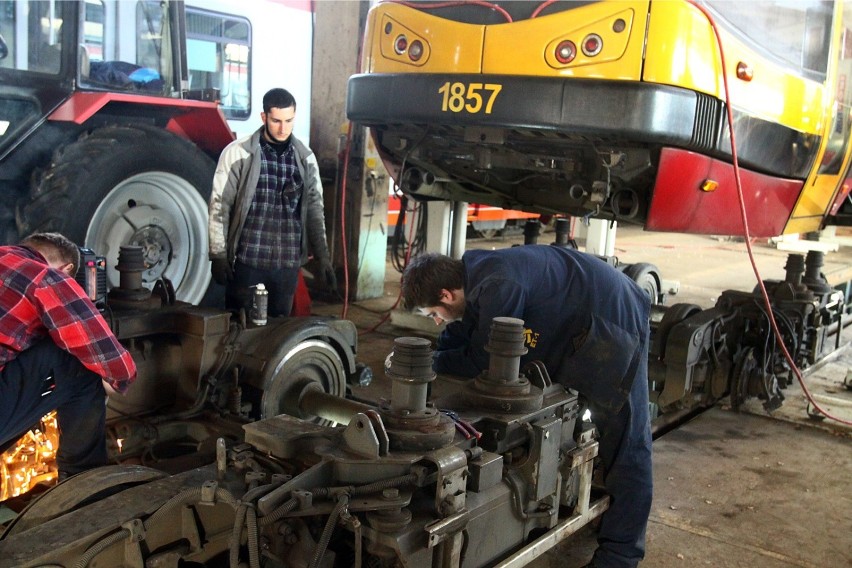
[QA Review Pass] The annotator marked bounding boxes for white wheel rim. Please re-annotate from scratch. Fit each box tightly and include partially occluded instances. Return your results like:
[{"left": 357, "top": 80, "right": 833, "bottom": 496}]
[{"left": 86, "top": 171, "right": 210, "bottom": 304}]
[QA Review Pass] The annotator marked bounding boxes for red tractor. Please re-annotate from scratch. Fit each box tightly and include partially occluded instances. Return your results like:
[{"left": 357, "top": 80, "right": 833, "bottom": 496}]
[{"left": 0, "top": 0, "right": 241, "bottom": 304}]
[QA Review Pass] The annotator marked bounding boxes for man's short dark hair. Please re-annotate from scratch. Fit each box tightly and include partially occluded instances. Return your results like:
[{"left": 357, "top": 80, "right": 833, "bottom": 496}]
[
  {"left": 20, "top": 232, "right": 81, "bottom": 275},
  {"left": 263, "top": 88, "right": 296, "bottom": 113},
  {"left": 401, "top": 253, "right": 465, "bottom": 310}
]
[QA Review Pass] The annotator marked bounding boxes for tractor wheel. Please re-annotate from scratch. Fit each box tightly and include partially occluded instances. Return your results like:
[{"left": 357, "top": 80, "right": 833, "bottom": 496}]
[{"left": 18, "top": 125, "right": 216, "bottom": 305}]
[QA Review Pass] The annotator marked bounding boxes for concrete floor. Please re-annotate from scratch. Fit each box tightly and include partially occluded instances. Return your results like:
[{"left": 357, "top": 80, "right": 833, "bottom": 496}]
[{"left": 312, "top": 224, "right": 852, "bottom": 567}]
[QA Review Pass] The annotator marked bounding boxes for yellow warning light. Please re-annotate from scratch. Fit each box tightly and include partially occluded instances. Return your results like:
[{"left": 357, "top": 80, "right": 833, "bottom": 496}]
[{"left": 701, "top": 179, "right": 719, "bottom": 192}]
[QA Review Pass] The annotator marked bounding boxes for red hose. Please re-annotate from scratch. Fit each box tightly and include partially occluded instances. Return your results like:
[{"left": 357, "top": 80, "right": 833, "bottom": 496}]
[{"left": 691, "top": 0, "right": 852, "bottom": 426}]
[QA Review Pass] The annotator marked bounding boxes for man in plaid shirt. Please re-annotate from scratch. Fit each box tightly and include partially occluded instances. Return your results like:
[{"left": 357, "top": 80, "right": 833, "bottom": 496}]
[
  {"left": 209, "top": 88, "right": 335, "bottom": 317},
  {"left": 0, "top": 233, "right": 137, "bottom": 478}
]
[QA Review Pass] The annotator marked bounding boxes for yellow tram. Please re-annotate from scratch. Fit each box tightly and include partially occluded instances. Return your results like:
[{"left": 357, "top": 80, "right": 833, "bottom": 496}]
[{"left": 347, "top": 0, "right": 852, "bottom": 237}]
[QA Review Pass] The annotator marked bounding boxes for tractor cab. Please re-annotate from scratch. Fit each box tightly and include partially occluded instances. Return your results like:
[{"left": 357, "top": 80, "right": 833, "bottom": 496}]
[{"left": 0, "top": 0, "right": 184, "bottom": 158}]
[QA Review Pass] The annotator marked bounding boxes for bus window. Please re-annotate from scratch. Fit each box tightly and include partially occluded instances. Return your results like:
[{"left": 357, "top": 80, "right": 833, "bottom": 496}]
[{"left": 186, "top": 7, "right": 251, "bottom": 120}]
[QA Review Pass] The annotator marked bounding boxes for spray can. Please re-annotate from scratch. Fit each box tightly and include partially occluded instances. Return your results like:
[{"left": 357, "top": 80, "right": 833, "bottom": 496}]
[{"left": 252, "top": 283, "right": 268, "bottom": 326}]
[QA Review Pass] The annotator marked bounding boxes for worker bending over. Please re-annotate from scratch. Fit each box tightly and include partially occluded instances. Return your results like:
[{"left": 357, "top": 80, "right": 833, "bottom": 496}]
[{"left": 401, "top": 245, "right": 653, "bottom": 568}]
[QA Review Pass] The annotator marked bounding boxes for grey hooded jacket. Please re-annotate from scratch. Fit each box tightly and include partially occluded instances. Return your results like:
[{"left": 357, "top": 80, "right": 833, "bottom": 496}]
[{"left": 208, "top": 127, "right": 331, "bottom": 267}]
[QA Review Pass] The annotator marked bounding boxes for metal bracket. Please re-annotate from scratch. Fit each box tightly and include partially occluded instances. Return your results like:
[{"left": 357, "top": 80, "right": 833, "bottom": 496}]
[
  {"left": 199, "top": 480, "right": 218, "bottom": 505},
  {"left": 342, "top": 411, "right": 389, "bottom": 458}
]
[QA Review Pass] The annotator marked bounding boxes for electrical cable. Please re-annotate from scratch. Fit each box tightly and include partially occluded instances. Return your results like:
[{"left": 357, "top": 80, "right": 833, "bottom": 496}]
[
  {"left": 339, "top": 118, "right": 353, "bottom": 320},
  {"left": 394, "top": 1, "right": 513, "bottom": 23},
  {"left": 355, "top": 126, "right": 431, "bottom": 335},
  {"left": 357, "top": 198, "right": 421, "bottom": 336},
  {"left": 692, "top": 1, "right": 852, "bottom": 426}
]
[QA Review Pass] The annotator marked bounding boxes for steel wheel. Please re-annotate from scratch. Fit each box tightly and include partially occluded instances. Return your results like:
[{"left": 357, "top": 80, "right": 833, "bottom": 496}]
[
  {"left": 261, "top": 340, "right": 347, "bottom": 426},
  {"left": 1, "top": 465, "right": 166, "bottom": 539}
]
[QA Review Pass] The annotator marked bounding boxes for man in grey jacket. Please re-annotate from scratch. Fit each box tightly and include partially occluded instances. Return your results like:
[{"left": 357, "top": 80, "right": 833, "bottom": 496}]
[{"left": 208, "top": 88, "right": 335, "bottom": 317}]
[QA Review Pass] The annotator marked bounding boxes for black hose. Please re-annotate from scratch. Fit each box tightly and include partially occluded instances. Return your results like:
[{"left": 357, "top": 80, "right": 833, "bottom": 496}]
[{"left": 308, "top": 495, "right": 349, "bottom": 568}]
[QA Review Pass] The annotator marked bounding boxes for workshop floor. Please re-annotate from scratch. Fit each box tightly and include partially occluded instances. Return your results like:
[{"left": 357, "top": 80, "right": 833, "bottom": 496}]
[{"left": 312, "top": 224, "right": 852, "bottom": 568}]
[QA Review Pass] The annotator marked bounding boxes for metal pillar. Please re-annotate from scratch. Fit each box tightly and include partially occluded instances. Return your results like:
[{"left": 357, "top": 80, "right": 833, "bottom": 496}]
[
  {"left": 450, "top": 201, "right": 468, "bottom": 259},
  {"left": 425, "top": 200, "right": 453, "bottom": 256},
  {"left": 584, "top": 218, "right": 617, "bottom": 257}
]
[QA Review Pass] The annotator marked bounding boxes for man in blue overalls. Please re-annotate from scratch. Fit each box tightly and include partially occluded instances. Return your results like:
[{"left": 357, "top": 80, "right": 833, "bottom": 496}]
[{"left": 401, "top": 245, "right": 653, "bottom": 568}]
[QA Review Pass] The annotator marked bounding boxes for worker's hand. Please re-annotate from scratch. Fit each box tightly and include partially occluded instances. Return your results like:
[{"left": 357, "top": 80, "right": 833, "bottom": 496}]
[
  {"left": 102, "top": 379, "right": 118, "bottom": 397},
  {"left": 210, "top": 257, "right": 233, "bottom": 286},
  {"left": 319, "top": 258, "right": 337, "bottom": 293}
]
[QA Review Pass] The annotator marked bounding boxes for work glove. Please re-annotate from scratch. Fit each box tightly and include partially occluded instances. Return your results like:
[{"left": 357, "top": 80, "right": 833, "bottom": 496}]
[
  {"left": 319, "top": 258, "right": 337, "bottom": 293},
  {"left": 210, "top": 257, "right": 233, "bottom": 286}
]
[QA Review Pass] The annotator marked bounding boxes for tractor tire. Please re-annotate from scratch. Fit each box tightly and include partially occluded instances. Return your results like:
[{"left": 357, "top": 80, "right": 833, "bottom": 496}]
[{"left": 18, "top": 124, "right": 216, "bottom": 304}]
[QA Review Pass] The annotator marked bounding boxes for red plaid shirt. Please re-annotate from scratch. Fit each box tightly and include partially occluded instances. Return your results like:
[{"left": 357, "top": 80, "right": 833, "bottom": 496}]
[{"left": 0, "top": 245, "right": 136, "bottom": 393}]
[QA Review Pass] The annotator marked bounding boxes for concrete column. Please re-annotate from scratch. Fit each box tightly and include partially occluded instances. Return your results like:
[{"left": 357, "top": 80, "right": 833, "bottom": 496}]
[{"left": 311, "top": 1, "right": 389, "bottom": 301}]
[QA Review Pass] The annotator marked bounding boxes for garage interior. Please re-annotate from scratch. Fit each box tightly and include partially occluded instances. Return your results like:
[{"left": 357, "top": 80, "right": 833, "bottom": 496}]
[
  {"left": 1, "top": 1, "right": 852, "bottom": 567},
  {"left": 309, "top": 226, "right": 852, "bottom": 568}
]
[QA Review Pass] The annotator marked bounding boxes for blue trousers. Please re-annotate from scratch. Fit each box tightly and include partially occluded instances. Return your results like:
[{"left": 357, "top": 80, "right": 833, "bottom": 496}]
[
  {"left": 0, "top": 339, "right": 107, "bottom": 476},
  {"left": 590, "top": 366, "right": 654, "bottom": 568},
  {"left": 227, "top": 261, "right": 300, "bottom": 317}
]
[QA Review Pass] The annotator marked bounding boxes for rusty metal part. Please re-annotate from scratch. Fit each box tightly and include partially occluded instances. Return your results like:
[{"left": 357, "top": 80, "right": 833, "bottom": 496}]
[
  {"left": 382, "top": 337, "right": 456, "bottom": 451},
  {"left": 2, "top": 465, "right": 168, "bottom": 538},
  {"left": 467, "top": 317, "right": 544, "bottom": 413},
  {"left": 385, "top": 337, "right": 435, "bottom": 413},
  {"left": 108, "top": 245, "right": 158, "bottom": 307},
  {"left": 299, "top": 386, "right": 375, "bottom": 425}
]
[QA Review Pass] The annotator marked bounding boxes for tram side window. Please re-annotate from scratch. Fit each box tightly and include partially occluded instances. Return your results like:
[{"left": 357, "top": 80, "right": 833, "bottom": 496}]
[
  {"left": 704, "top": 0, "right": 832, "bottom": 81},
  {"left": 186, "top": 8, "right": 251, "bottom": 120},
  {"left": 818, "top": 5, "right": 852, "bottom": 176}
]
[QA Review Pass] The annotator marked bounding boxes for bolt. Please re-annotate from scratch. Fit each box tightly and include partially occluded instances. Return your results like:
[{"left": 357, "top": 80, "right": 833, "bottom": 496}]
[{"left": 382, "top": 488, "right": 399, "bottom": 500}]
